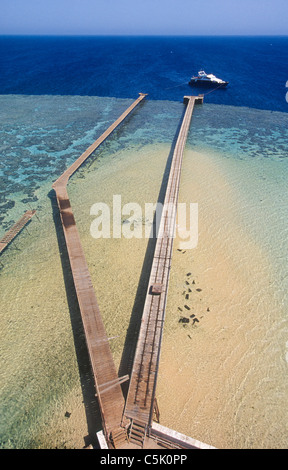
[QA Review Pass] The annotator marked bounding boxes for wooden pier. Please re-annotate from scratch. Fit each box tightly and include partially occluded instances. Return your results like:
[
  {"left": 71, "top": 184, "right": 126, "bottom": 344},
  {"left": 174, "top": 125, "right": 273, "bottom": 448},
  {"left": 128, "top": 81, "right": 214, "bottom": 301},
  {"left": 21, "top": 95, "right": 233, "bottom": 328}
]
[
  {"left": 0, "top": 210, "right": 36, "bottom": 254},
  {"left": 123, "top": 96, "right": 203, "bottom": 446},
  {"left": 52, "top": 94, "right": 147, "bottom": 447},
  {"left": 51, "top": 93, "right": 207, "bottom": 449},
  {"left": 53, "top": 93, "right": 147, "bottom": 189}
]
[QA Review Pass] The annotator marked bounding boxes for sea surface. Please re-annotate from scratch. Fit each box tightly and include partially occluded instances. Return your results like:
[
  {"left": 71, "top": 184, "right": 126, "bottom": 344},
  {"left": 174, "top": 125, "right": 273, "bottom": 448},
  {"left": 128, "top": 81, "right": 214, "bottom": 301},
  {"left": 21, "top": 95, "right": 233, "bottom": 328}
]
[
  {"left": 0, "top": 36, "right": 287, "bottom": 449},
  {"left": 1, "top": 35, "right": 288, "bottom": 110}
]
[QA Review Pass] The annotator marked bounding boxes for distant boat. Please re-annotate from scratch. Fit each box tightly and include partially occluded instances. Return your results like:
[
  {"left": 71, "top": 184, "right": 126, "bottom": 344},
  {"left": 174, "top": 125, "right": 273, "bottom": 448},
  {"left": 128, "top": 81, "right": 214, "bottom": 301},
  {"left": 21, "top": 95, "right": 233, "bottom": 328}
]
[{"left": 189, "top": 70, "right": 228, "bottom": 88}]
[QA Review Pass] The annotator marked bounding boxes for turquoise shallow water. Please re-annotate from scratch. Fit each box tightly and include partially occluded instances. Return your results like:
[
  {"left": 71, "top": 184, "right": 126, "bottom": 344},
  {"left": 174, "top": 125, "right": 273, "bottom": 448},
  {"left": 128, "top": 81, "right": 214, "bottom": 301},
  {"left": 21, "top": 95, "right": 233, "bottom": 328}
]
[
  {"left": 0, "top": 95, "right": 287, "bottom": 448},
  {"left": 1, "top": 95, "right": 287, "bottom": 236}
]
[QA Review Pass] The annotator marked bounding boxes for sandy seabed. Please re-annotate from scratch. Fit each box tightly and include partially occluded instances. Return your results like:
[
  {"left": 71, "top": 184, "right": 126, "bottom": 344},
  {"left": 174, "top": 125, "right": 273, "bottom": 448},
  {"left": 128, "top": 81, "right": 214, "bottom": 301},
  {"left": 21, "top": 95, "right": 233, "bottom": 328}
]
[
  {"left": 1, "top": 142, "right": 287, "bottom": 449},
  {"left": 157, "top": 148, "right": 288, "bottom": 449}
]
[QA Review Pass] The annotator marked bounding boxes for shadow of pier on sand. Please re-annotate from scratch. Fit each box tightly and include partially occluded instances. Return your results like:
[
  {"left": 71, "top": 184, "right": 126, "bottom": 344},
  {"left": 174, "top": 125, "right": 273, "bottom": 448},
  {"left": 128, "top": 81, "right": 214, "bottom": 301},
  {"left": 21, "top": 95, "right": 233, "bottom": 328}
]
[{"left": 49, "top": 189, "right": 102, "bottom": 449}]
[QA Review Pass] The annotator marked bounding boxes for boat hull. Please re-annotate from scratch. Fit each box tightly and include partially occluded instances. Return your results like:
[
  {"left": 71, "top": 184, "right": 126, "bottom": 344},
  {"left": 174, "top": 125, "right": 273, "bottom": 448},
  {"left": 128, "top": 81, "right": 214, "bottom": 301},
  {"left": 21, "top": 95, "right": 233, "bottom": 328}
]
[{"left": 189, "top": 79, "right": 228, "bottom": 88}]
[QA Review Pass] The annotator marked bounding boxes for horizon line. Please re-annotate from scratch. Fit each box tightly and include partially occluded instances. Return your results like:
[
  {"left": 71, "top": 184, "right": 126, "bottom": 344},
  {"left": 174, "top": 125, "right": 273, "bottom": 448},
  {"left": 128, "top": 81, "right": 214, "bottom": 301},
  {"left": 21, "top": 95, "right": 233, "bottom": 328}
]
[{"left": 0, "top": 33, "right": 287, "bottom": 38}]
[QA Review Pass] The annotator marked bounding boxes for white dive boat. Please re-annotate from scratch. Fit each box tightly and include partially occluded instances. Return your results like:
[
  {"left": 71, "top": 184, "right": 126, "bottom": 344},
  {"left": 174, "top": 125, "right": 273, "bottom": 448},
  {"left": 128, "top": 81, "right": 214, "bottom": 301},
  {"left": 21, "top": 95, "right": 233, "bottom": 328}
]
[{"left": 189, "top": 70, "right": 228, "bottom": 88}]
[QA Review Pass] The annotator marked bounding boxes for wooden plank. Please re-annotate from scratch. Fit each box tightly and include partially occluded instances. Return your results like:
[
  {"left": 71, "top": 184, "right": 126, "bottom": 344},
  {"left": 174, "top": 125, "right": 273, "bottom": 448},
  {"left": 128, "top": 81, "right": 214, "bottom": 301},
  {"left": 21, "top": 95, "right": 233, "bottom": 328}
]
[
  {"left": 0, "top": 210, "right": 36, "bottom": 254},
  {"left": 53, "top": 93, "right": 147, "bottom": 191},
  {"left": 124, "top": 96, "right": 202, "bottom": 428},
  {"left": 52, "top": 94, "right": 147, "bottom": 442}
]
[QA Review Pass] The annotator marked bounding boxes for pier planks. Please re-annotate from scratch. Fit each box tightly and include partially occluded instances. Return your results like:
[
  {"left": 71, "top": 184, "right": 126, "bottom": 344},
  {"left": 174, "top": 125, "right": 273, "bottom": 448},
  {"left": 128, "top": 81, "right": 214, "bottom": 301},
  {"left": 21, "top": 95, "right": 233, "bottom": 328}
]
[
  {"left": 51, "top": 93, "right": 203, "bottom": 447},
  {"left": 0, "top": 210, "right": 36, "bottom": 254},
  {"left": 52, "top": 94, "right": 147, "bottom": 441},
  {"left": 124, "top": 96, "right": 202, "bottom": 428}
]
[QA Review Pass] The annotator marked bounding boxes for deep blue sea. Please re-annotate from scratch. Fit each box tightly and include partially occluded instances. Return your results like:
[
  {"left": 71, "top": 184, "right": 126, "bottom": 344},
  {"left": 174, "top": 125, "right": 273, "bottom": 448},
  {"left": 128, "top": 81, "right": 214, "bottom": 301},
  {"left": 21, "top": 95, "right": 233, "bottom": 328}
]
[{"left": 0, "top": 35, "right": 288, "bottom": 111}]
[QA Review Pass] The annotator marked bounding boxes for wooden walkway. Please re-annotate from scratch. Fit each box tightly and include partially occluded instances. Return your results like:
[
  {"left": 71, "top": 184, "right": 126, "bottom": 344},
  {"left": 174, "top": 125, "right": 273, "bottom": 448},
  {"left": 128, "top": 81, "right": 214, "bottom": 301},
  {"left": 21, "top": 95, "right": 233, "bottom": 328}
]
[
  {"left": 52, "top": 93, "right": 147, "bottom": 447},
  {"left": 53, "top": 93, "right": 147, "bottom": 189},
  {"left": 123, "top": 96, "right": 203, "bottom": 445},
  {"left": 52, "top": 93, "right": 203, "bottom": 448},
  {"left": 0, "top": 210, "right": 36, "bottom": 254}
]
